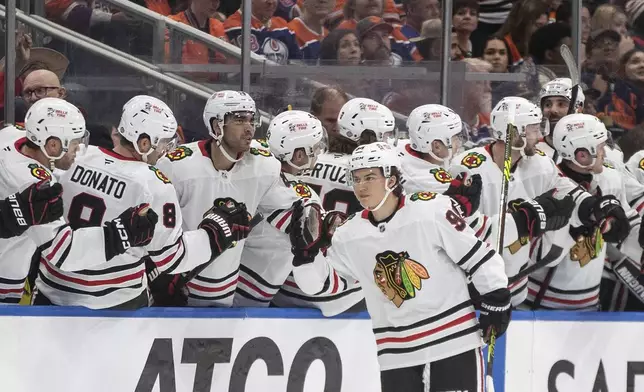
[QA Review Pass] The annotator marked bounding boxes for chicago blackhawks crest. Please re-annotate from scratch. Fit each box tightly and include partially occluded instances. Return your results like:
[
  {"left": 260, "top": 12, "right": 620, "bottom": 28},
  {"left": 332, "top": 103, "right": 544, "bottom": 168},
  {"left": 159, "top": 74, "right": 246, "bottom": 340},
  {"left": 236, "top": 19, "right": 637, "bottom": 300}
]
[
  {"left": 255, "top": 138, "right": 270, "bottom": 149},
  {"left": 410, "top": 191, "right": 437, "bottom": 202},
  {"left": 292, "top": 182, "right": 312, "bottom": 198},
  {"left": 373, "top": 251, "right": 429, "bottom": 308},
  {"left": 461, "top": 152, "right": 486, "bottom": 168},
  {"left": 535, "top": 149, "right": 546, "bottom": 156},
  {"left": 149, "top": 166, "right": 171, "bottom": 184},
  {"left": 430, "top": 168, "right": 452, "bottom": 183},
  {"left": 250, "top": 147, "right": 271, "bottom": 157},
  {"left": 639, "top": 157, "right": 644, "bottom": 171},
  {"left": 28, "top": 163, "right": 51, "bottom": 181},
  {"left": 166, "top": 146, "right": 193, "bottom": 161}
]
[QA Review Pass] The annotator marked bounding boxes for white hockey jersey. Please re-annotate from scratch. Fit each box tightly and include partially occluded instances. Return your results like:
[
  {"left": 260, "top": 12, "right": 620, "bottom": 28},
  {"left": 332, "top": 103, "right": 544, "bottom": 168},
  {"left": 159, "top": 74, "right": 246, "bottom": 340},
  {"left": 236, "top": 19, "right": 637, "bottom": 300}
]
[
  {"left": 47, "top": 146, "right": 213, "bottom": 308},
  {"left": 295, "top": 192, "right": 507, "bottom": 370},
  {"left": 299, "top": 151, "right": 362, "bottom": 215},
  {"left": 0, "top": 137, "right": 108, "bottom": 304},
  {"left": 237, "top": 172, "right": 364, "bottom": 315},
  {"left": 453, "top": 144, "right": 590, "bottom": 306},
  {"left": 156, "top": 140, "right": 300, "bottom": 307},
  {"left": 527, "top": 164, "right": 640, "bottom": 310},
  {"left": 0, "top": 125, "right": 26, "bottom": 145}
]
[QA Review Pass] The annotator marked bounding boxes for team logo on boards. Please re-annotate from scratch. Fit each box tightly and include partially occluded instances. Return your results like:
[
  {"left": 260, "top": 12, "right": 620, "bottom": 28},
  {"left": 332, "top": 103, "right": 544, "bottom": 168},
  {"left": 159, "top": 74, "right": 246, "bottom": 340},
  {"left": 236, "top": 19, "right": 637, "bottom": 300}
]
[
  {"left": 461, "top": 152, "right": 486, "bottom": 169},
  {"left": 28, "top": 163, "right": 51, "bottom": 181},
  {"left": 293, "top": 182, "right": 312, "bottom": 198},
  {"left": 430, "top": 168, "right": 452, "bottom": 183},
  {"left": 166, "top": 146, "right": 193, "bottom": 161},
  {"left": 410, "top": 191, "right": 437, "bottom": 202},
  {"left": 149, "top": 166, "right": 171, "bottom": 184},
  {"left": 374, "top": 250, "right": 429, "bottom": 308}
]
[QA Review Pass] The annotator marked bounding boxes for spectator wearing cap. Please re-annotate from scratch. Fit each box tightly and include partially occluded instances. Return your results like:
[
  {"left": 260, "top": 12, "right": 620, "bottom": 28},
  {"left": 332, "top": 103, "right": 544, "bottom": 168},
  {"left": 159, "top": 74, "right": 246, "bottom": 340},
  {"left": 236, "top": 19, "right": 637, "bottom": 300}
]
[
  {"left": 408, "top": 18, "right": 443, "bottom": 60},
  {"left": 528, "top": 22, "right": 572, "bottom": 87},
  {"left": 288, "top": 0, "right": 335, "bottom": 61},
  {"left": 556, "top": 0, "right": 591, "bottom": 63},
  {"left": 165, "top": 0, "right": 227, "bottom": 68},
  {"left": 497, "top": 0, "right": 549, "bottom": 70},
  {"left": 357, "top": 17, "right": 397, "bottom": 65},
  {"left": 452, "top": 0, "right": 478, "bottom": 58},
  {"left": 399, "top": 0, "right": 440, "bottom": 41},
  {"left": 318, "top": 29, "right": 362, "bottom": 65},
  {"left": 338, "top": 1, "right": 423, "bottom": 62},
  {"left": 224, "top": 0, "right": 301, "bottom": 64},
  {"left": 597, "top": 48, "right": 644, "bottom": 134}
]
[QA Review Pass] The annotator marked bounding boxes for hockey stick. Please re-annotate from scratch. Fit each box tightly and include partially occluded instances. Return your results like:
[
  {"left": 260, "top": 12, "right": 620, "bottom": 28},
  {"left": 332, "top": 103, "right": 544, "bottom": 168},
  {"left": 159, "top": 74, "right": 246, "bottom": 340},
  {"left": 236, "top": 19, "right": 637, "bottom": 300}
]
[
  {"left": 486, "top": 100, "right": 516, "bottom": 392},
  {"left": 507, "top": 244, "right": 564, "bottom": 284},
  {"left": 560, "top": 44, "right": 581, "bottom": 116},
  {"left": 606, "top": 245, "right": 644, "bottom": 305}
]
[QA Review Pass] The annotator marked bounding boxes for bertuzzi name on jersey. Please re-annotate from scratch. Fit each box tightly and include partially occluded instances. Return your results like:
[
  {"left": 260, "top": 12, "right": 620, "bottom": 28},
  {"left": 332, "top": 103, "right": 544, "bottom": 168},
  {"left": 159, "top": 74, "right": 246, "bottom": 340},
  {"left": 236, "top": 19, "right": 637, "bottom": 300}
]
[{"left": 305, "top": 158, "right": 348, "bottom": 184}]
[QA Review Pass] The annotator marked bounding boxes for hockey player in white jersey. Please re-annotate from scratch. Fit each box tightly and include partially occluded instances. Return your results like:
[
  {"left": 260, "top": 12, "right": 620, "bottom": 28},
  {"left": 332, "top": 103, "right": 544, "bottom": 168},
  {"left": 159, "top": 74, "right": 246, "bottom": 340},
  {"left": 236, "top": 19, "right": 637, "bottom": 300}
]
[
  {"left": 236, "top": 110, "right": 364, "bottom": 313},
  {"left": 50, "top": 96, "right": 252, "bottom": 309},
  {"left": 300, "top": 97, "right": 395, "bottom": 215},
  {"left": 0, "top": 180, "right": 64, "bottom": 239},
  {"left": 537, "top": 113, "right": 634, "bottom": 311},
  {"left": 156, "top": 91, "right": 301, "bottom": 307},
  {"left": 0, "top": 98, "right": 157, "bottom": 305},
  {"left": 454, "top": 97, "right": 600, "bottom": 306},
  {"left": 290, "top": 142, "right": 511, "bottom": 392}
]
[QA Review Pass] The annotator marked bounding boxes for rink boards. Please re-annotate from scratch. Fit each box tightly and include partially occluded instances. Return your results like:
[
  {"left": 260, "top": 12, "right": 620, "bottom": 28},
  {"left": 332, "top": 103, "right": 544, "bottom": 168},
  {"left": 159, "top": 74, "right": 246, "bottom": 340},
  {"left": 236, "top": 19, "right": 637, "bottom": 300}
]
[{"left": 0, "top": 308, "right": 643, "bottom": 391}]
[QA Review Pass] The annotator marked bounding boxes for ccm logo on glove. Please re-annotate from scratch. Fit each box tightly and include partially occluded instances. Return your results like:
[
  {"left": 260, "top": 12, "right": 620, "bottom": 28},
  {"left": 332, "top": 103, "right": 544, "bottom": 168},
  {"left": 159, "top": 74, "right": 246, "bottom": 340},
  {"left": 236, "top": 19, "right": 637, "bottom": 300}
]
[
  {"left": 7, "top": 194, "right": 27, "bottom": 227},
  {"left": 599, "top": 198, "right": 620, "bottom": 209},
  {"left": 113, "top": 218, "right": 131, "bottom": 250}
]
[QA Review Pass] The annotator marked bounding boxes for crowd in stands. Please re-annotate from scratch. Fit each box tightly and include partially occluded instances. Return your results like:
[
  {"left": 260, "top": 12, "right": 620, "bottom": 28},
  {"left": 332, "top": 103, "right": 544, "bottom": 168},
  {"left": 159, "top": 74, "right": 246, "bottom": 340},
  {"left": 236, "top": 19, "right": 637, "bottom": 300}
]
[{"left": 2, "top": 0, "right": 644, "bottom": 144}]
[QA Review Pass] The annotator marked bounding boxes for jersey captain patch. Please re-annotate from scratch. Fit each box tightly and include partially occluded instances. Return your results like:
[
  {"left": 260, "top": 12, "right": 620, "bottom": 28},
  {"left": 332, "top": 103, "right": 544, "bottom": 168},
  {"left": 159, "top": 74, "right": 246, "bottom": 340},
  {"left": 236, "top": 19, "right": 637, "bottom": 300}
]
[
  {"left": 430, "top": 167, "right": 452, "bottom": 183},
  {"left": 410, "top": 191, "right": 437, "bottom": 202},
  {"left": 461, "top": 152, "right": 486, "bottom": 168},
  {"left": 250, "top": 147, "right": 271, "bottom": 157},
  {"left": 166, "top": 146, "right": 193, "bottom": 161},
  {"left": 374, "top": 250, "right": 429, "bottom": 308},
  {"left": 28, "top": 163, "right": 51, "bottom": 181},
  {"left": 293, "top": 182, "right": 312, "bottom": 198},
  {"left": 149, "top": 166, "right": 171, "bottom": 184}
]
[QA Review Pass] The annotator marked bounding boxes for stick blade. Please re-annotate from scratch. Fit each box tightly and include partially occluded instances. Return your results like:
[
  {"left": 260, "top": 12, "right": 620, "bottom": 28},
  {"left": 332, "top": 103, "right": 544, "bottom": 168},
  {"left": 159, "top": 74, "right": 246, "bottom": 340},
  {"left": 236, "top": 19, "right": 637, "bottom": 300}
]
[{"left": 560, "top": 44, "right": 579, "bottom": 85}]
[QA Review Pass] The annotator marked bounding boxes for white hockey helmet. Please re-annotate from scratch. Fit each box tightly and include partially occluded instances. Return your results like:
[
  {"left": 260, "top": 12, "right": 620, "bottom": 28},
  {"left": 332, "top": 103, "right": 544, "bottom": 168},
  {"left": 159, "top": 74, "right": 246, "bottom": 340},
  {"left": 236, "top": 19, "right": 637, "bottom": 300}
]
[
  {"left": 24, "top": 97, "right": 89, "bottom": 161},
  {"left": 491, "top": 97, "right": 546, "bottom": 155},
  {"left": 202, "top": 90, "right": 256, "bottom": 141},
  {"left": 553, "top": 113, "right": 607, "bottom": 168},
  {"left": 118, "top": 95, "right": 178, "bottom": 162},
  {"left": 407, "top": 104, "right": 463, "bottom": 163},
  {"left": 348, "top": 141, "right": 401, "bottom": 211},
  {"left": 267, "top": 110, "right": 328, "bottom": 171},
  {"left": 539, "top": 78, "right": 586, "bottom": 113},
  {"left": 337, "top": 98, "right": 395, "bottom": 143}
]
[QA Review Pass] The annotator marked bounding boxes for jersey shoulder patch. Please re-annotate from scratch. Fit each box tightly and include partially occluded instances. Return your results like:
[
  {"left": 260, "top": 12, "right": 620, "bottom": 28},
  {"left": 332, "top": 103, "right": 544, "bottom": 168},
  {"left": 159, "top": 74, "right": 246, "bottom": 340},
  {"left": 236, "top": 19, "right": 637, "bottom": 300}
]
[
  {"left": 639, "top": 157, "right": 644, "bottom": 170},
  {"left": 166, "top": 145, "right": 193, "bottom": 161},
  {"left": 254, "top": 138, "right": 270, "bottom": 149},
  {"left": 430, "top": 167, "right": 452, "bottom": 183},
  {"left": 409, "top": 191, "right": 437, "bottom": 202},
  {"left": 292, "top": 182, "right": 312, "bottom": 198},
  {"left": 28, "top": 163, "right": 52, "bottom": 181},
  {"left": 148, "top": 165, "right": 171, "bottom": 184},
  {"left": 460, "top": 151, "right": 487, "bottom": 168},
  {"left": 249, "top": 146, "right": 272, "bottom": 157},
  {"left": 535, "top": 149, "right": 546, "bottom": 156},
  {"left": 603, "top": 162, "right": 615, "bottom": 169}
]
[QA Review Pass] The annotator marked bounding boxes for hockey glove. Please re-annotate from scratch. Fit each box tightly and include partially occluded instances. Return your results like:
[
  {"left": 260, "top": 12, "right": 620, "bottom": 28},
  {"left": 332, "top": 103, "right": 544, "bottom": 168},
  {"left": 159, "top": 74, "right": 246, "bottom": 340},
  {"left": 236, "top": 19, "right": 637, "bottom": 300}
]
[
  {"left": 591, "top": 193, "right": 630, "bottom": 243},
  {"left": 147, "top": 269, "right": 189, "bottom": 307},
  {"left": 478, "top": 288, "right": 512, "bottom": 344},
  {"left": 103, "top": 203, "right": 158, "bottom": 261},
  {"left": 510, "top": 191, "right": 574, "bottom": 239},
  {"left": 0, "top": 180, "right": 63, "bottom": 238},
  {"left": 198, "top": 197, "right": 251, "bottom": 259},
  {"left": 443, "top": 173, "right": 482, "bottom": 217},
  {"left": 290, "top": 200, "right": 331, "bottom": 266}
]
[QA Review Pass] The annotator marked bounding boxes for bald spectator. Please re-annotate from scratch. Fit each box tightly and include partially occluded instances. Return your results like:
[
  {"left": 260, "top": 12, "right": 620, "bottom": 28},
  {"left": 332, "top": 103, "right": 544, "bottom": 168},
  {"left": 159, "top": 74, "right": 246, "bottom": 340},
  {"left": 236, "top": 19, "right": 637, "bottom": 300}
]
[
  {"left": 21, "top": 70, "right": 67, "bottom": 109},
  {"left": 310, "top": 86, "right": 348, "bottom": 139},
  {"left": 400, "top": 0, "right": 440, "bottom": 40}
]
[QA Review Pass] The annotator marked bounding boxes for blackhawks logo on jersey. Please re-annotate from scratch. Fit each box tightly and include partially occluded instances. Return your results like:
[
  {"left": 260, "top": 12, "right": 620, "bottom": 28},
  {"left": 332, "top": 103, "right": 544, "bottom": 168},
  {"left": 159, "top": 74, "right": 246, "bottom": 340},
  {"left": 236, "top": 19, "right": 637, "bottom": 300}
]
[
  {"left": 570, "top": 227, "right": 604, "bottom": 267},
  {"left": 149, "top": 166, "right": 171, "bottom": 184},
  {"left": 255, "top": 138, "right": 270, "bottom": 149},
  {"left": 461, "top": 152, "right": 486, "bottom": 169},
  {"left": 293, "top": 182, "right": 312, "bottom": 198},
  {"left": 166, "top": 146, "right": 193, "bottom": 161},
  {"left": 250, "top": 147, "right": 271, "bottom": 157},
  {"left": 374, "top": 250, "right": 429, "bottom": 308},
  {"left": 28, "top": 163, "right": 51, "bottom": 181},
  {"left": 535, "top": 149, "right": 546, "bottom": 156},
  {"left": 430, "top": 168, "right": 452, "bottom": 183},
  {"left": 639, "top": 157, "right": 644, "bottom": 170},
  {"left": 603, "top": 162, "right": 615, "bottom": 169},
  {"left": 410, "top": 191, "right": 437, "bottom": 202}
]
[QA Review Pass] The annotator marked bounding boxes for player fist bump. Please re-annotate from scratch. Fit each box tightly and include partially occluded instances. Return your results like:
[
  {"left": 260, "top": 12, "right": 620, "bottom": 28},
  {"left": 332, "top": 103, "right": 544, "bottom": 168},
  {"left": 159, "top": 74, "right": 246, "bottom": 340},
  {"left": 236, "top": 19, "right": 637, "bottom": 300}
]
[
  {"left": 199, "top": 197, "right": 251, "bottom": 257},
  {"left": 103, "top": 203, "right": 158, "bottom": 260},
  {"left": 444, "top": 172, "right": 483, "bottom": 217},
  {"left": 510, "top": 190, "right": 574, "bottom": 239},
  {"left": 0, "top": 180, "right": 64, "bottom": 238}
]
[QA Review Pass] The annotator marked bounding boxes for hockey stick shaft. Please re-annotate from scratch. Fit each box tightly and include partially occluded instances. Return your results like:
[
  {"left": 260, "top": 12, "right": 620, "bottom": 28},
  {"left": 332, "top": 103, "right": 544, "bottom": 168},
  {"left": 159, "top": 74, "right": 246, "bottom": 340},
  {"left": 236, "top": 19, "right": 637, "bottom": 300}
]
[
  {"left": 560, "top": 44, "right": 581, "bottom": 115},
  {"left": 507, "top": 245, "right": 564, "bottom": 284}
]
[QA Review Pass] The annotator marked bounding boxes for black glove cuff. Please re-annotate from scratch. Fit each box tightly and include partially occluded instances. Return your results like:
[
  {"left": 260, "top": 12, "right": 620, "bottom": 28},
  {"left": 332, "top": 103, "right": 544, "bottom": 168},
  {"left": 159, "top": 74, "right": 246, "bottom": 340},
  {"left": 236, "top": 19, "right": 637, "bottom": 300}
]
[
  {"left": 481, "top": 288, "right": 512, "bottom": 308},
  {"left": 292, "top": 249, "right": 317, "bottom": 267},
  {"left": 578, "top": 196, "right": 596, "bottom": 227},
  {"left": 103, "top": 225, "right": 119, "bottom": 261},
  {"left": 511, "top": 209, "right": 531, "bottom": 239}
]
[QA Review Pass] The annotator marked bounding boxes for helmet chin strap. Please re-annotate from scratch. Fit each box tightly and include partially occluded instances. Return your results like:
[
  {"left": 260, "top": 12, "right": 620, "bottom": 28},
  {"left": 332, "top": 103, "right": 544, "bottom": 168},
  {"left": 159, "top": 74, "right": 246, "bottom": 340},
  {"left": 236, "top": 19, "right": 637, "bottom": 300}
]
[
  {"left": 428, "top": 149, "right": 453, "bottom": 168},
  {"left": 216, "top": 140, "right": 243, "bottom": 163},
  {"left": 511, "top": 136, "right": 528, "bottom": 158},
  {"left": 572, "top": 156, "right": 597, "bottom": 171},
  {"left": 366, "top": 183, "right": 395, "bottom": 212}
]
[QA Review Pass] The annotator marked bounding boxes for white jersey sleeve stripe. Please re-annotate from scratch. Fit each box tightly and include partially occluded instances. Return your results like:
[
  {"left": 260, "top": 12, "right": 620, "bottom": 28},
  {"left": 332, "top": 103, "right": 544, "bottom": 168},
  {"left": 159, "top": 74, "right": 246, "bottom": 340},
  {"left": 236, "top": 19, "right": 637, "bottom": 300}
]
[
  {"left": 43, "top": 227, "right": 73, "bottom": 267},
  {"left": 456, "top": 241, "right": 483, "bottom": 266}
]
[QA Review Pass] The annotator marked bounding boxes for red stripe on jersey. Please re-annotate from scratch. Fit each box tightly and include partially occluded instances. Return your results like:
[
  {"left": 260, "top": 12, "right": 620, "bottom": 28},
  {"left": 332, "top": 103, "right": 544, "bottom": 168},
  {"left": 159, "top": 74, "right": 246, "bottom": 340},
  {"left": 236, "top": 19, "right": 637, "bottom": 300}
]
[
  {"left": 44, "top": 229, "right": 72, "bottom": 261},
  {"left": 152, "top": 243, "right": 182, "bottom": 268},
  {"left": 0, "top": 287, "right": 23, "bottom": 294},
  {"left": 41, "top": 260, "right": 144, "bottom": 286},
  {"left": 239, "top": 276, "right": 273, "bottom": 298},
  {"left": 527, "top": 288, "right": 599, "bottom": 305},
  {"left": 508, "top": 276, "right": 527, "bottom": 290},
  {"left": 376, "top": 312, "right": 476, "bottom": 345},
  {"left": 187, "top": 278, "right": 238, "bottom": 292},
  {"left": 284, "top": 280, "right": 298, "bottom": 288},
  {"left": 331, "top": 270, "right": 339, "bottom": 294},
  {"left": 636, "top": 201, "right": 644, "bottom": 213},
  {"left": 478, "top": 348, "right": 485, "bottom": 392},
  {"left": 475, "top": 215, "right": 488, "bottom": 238},
  {"left": 276, "top": 210, "right": 293, "bottom": 230}
]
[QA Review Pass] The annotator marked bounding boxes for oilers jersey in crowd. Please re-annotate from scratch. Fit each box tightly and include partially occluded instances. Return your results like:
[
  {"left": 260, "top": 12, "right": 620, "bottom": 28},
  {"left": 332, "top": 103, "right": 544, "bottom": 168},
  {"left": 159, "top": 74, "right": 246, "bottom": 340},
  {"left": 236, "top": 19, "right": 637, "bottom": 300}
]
[{"left": 288, "top": 17, "right": 328, "bottom": 61}]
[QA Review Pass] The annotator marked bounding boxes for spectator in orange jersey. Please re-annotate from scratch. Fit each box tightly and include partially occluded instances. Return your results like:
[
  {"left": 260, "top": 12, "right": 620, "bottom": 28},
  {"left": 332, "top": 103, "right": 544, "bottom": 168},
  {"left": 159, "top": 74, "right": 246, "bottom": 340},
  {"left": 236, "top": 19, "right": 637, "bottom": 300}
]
[
  {"left": 142, "top": 0, "right": 172, "bottom": 16},
  {"left": 338, "top": 0, "right": 422, "bottom": 62},
  {"left": 329, "top": 0, "right": 400, "bottom": 28},
  {"left": 165, "top": 0, "right": 227, "bottom": 67},
  {"left": 224, "top": 0, "right": 301, "bottom": 63},
  {"left": 288, "top": 0, "right": 335, "bottom": 61},
  {"left": 399, "top": 0, "right": 440, "bottom": 41},
  {"left": 497, "top": 0, "right": 548, "bottom": 70}
]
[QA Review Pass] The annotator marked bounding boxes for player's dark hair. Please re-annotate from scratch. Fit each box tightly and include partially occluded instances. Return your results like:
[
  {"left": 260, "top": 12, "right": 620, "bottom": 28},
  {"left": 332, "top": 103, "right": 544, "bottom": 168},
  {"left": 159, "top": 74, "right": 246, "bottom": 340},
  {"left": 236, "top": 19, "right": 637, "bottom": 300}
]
[
  {"left": 453, "top": 0, "right": 479, "bottom": 14},
  {"left": 528, "top": 22, "right": 571, "bottom": 64},
  {"left": 618, "top": 125, "right": 644, "bottom": 161},
  {"left": 329, "top": 136, "right": 358, "bottom": 154},
  {"left": 118, "top": 132, "right": 150, "bottom": 148},
  {"left": 390, "top": 167, "right": 404, "bottom": 198},
  {"left": 25, "top": 139, "right": 40, "bottom": 150},
  {"left": 358, "top": 130, "right": 378, "bottom": 145},
  {"left": 309, "top": 86, "right": 349, "bottom": 116}
]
